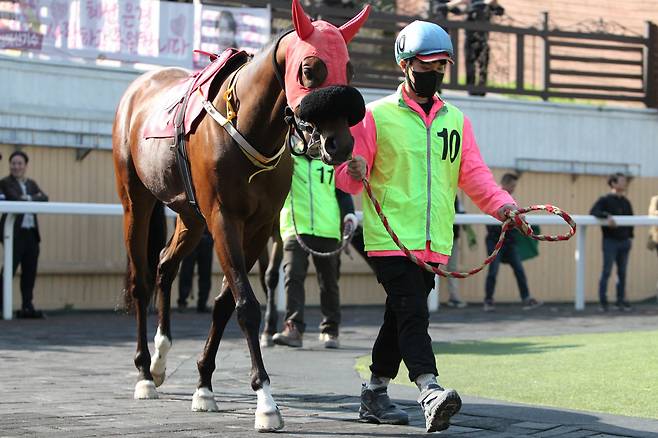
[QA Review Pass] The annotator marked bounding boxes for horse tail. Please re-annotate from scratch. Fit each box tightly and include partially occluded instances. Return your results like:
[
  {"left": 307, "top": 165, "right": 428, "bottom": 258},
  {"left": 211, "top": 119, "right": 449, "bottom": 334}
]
[{"left": 120, "top": 201, "right": 167, "bottom": 313}]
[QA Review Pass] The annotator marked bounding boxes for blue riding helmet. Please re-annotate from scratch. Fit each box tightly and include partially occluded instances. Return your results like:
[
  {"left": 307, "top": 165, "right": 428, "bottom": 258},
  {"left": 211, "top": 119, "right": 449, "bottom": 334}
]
[{"left": 394, "top": 20, "right": 454, "bottom": 65}]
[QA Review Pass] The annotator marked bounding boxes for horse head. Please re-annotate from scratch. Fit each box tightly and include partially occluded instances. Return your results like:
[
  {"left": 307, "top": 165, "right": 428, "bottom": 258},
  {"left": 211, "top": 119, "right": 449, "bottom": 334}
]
[{"left": 283, "top": 0, "right": 370, "bottom": 165}]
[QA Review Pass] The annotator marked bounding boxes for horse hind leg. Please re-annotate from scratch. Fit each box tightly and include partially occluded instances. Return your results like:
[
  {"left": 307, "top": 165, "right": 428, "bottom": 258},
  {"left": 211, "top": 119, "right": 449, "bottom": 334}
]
[
  {"left": 192, "top": 277, "right": 234, "bottom": 413},
  {"left": 118, "top": 187, "right": 160, "bottom": 400},
  {"left": 150, "top": 214, "right": 204, "bottom": 387}
]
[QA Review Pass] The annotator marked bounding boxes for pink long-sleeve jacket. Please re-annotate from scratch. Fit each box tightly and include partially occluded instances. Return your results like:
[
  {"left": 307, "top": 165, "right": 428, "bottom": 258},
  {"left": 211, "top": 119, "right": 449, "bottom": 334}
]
[{"left": 335, "top": 86, "right": 515, "bottom": 264}]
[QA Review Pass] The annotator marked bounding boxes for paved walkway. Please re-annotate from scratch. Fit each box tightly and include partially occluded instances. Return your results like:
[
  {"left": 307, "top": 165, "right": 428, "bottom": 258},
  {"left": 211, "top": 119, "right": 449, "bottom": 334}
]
[{"left": 1, "top": 304, "right": 657, "bottom": 437}]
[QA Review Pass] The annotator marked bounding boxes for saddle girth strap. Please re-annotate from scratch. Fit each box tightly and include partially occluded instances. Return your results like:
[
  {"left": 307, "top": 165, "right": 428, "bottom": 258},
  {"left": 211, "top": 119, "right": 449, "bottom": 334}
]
[{"left": 174, "top": 78, "right": 203, "bottom": 217}]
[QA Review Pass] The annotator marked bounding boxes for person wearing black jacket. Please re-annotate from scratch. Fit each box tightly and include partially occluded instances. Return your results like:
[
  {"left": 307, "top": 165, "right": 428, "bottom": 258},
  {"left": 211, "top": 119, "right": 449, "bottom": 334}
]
[
  {"left": 0, "top": 151, "right": 49, "bottom": 318},
  {"left": 483, "top": 173, "right": 542, "bottom": 311},
  {"left": 590, "top": 172, "right": 634, "bottom": 311},
  {"left": 464, "top": 0, "right": 505, "bottom": 96}
]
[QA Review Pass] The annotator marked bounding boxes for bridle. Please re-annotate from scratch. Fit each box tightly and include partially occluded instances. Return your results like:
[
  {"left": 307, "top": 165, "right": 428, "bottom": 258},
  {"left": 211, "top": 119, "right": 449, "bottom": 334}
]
[{"left": 271, "top": 29, "right": 320, "bottom": 158}]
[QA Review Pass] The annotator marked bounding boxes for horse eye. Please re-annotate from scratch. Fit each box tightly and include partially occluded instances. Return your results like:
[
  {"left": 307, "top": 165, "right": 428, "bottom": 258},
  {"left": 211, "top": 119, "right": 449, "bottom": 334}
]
[{"left": 299, "top": 57, "right": 328, "bottom": 88}]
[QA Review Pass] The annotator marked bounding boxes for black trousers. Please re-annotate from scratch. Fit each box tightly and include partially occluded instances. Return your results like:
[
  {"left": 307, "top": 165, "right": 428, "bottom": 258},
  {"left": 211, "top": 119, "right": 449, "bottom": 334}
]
[
  {"left": 0, "top": 228, "right": 40, "bottom": 312},
  {"left": 282, "top": 235, "right": 341, "bottom": 335},
  {"left": 178, "top": 233, "right": 214, "bottom": 309},
  {"left": 369, "top": 256, "right": 438, "bottom": 382}
]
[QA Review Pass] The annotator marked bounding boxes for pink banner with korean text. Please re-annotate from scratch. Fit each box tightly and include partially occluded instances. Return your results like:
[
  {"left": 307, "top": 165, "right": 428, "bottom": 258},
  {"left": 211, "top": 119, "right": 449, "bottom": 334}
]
[{"left": 0, "top": 0, "right": 270, "bottom": 69}]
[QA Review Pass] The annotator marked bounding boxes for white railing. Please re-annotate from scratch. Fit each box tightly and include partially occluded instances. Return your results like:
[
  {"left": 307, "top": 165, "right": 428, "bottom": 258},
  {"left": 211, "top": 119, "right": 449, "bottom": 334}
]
[{"left": 2, "top": 201, "right": 658, "bottom": 320}]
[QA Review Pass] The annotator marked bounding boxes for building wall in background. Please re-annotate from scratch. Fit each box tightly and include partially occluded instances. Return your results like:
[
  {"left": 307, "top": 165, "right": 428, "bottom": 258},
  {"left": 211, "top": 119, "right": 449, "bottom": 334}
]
[{"left": 1, "top": 144, "right": 657, "bottom": 310}]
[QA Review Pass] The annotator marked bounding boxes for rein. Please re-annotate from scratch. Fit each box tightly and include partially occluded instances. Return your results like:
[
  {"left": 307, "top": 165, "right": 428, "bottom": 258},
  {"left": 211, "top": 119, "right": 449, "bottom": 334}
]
[
  {"left": 361, "top": 178, "right": 576, "bottom": 278},
  {"left": 289, "top": 175, "right": 357, "bottom": 258}
]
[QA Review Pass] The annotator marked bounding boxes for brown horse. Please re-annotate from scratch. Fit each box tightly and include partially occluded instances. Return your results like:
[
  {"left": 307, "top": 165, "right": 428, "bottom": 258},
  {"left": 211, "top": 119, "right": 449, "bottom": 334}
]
[{"left": 112, "top": 0, "right": 370, "bottom": 432}]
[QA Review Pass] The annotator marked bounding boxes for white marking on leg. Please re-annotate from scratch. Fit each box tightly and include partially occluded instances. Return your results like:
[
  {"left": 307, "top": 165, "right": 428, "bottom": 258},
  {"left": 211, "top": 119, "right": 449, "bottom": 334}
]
[
  {"left": 191, "top": 387, "right": 219, "bottom": 412},
  {"left": 254, "top": 382, "right": 284, "bottom": 432},
  {"left": 134, "top": 379, "right": 159, "bottom": 399},
  {"left": 150, "top": 327, "right": 171, "bottom": 387}
]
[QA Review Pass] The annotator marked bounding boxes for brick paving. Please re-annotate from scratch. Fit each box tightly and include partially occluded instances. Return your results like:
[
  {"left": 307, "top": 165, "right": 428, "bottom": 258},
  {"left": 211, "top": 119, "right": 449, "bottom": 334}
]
[{"left": 1, "top": 304, "right": 657, "bottom": 437}]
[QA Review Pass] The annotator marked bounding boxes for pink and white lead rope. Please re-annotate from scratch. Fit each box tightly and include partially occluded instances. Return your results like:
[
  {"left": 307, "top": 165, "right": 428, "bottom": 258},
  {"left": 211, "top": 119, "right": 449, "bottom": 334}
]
[{"left": 362, "top": 179, "right": 577, "bottom": 278}]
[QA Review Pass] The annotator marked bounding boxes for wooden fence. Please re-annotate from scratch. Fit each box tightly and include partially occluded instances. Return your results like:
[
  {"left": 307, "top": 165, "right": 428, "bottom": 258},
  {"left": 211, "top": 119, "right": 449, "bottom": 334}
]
[{"left": 206, "top": 0, "right": 658, "bottom": 107}]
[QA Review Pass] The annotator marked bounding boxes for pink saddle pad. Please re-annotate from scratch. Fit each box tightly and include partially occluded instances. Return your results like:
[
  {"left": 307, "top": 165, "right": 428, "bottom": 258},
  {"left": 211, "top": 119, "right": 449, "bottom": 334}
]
[{"left": 143, "top": 49, "right": 249, "bottom": 139}]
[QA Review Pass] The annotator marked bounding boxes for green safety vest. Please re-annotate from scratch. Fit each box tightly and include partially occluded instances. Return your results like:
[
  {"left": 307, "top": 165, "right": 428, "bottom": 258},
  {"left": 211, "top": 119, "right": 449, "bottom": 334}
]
[
  {"left": 363, "top": 89, "right": 464, "bottom": 255},
  {"left": 280, "top": 155, "right": 341, "bottom": 241}
]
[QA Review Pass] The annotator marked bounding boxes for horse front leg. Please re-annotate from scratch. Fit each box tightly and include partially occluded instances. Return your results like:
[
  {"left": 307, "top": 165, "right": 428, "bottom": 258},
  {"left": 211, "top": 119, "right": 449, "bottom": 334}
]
[{"left": 203, "top": 214, "right": 283, "bottom": 432}]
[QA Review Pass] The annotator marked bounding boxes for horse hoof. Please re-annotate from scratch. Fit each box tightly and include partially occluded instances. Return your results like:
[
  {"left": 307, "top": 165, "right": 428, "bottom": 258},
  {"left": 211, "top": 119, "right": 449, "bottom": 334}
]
[
  {"left": 191, "top": 387, "right": 219, "bottom": 412},
  {"left": 255, "top": 407, "right": 284, "bottom": 432},
  {"left": 134, "top": 380, "right": 159, "bottom": 399},
  {"left": 151, "top": 371, "right": 165, "bottom": 387},
  {"left": 259, "top": 333, "right": 274, "bottom": 348}
]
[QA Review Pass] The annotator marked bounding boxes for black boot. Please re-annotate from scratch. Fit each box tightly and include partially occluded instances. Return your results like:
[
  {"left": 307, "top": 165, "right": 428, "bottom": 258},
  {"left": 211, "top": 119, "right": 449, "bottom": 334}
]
[{"left": 359, "top": 384, "right": 409, "bottom": 425}]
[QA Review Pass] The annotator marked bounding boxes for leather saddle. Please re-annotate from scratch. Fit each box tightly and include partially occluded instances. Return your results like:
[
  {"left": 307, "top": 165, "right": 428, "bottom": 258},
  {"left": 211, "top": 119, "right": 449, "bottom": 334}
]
[{"left": 143, "top": 48, "right": 250, "bottom": 139}]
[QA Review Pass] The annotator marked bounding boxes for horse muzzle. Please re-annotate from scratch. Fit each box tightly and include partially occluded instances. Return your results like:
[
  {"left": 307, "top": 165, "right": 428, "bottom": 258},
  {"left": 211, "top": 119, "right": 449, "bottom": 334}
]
[{"left": 296, "top": 85, "right": 363, "bottom": 165}]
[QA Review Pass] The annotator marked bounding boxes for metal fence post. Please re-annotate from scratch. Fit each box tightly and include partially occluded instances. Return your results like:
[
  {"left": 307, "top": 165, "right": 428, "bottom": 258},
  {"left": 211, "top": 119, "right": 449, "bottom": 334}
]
[
  {"left": 542, "top": 11, "right": 550, "bottom": 101},
  {"left": 428, "top": 275, "right": 440, "bottom": 312},
  {"left": 575, "top": 225, "right": 587, "bottom": 311},
  {"left": 3, "top": 214, "right": 15, "bottom": 320},
  {"left": 645, "top": 21, "right": 658, "bottom": 108}
]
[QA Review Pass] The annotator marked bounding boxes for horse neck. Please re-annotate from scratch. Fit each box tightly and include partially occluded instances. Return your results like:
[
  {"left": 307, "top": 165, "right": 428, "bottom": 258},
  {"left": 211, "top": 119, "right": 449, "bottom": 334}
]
[{"left": 226, "top": 35, "right": 291, "bottom": 157}]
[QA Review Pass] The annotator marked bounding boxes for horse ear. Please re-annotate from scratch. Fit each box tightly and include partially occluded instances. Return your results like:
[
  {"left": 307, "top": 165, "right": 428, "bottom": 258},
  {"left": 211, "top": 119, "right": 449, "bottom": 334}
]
[
  {"left": 292, "top": 0, "right": 315, "bottom": 40},
  {"left": 339, "top": 5, "right": 371, "bottom": 43}
]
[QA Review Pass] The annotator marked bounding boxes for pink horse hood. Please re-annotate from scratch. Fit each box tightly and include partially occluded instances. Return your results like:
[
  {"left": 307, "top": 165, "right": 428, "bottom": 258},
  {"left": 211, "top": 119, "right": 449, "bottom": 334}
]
[{"left": 285, "top": 0, "right": 370, "bottom": 109}]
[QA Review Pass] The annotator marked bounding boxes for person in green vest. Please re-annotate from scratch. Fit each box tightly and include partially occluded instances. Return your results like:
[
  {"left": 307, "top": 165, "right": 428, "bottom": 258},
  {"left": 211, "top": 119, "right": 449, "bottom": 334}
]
[
  {"left": 335, "top": 21, "right": 518, "bottom": 433},
  {"left": 272, "top": 154, "right": 343, "bottom": 349}
]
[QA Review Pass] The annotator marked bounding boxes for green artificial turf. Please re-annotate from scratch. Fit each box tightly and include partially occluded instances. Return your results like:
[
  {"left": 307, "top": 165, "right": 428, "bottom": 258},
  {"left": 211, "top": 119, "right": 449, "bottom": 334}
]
[{"left": 355, "top": 330, "right": 658, "bottom": 419}]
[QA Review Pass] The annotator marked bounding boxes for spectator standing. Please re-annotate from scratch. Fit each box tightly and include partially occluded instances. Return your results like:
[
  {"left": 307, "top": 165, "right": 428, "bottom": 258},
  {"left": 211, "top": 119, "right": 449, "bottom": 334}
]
[
  {"left": 445, "top": 196, "right": 477, "bottom": 308},
  {"left": 335, "top": 21, "right": 518, "bottom": 432},
  {"left": 483, "top": 173, "right": 542, "bottom": 312},
  {"left": 177, "top": 226, "right": 213, "bottom": 313},
  {"left": 590, "top": 173, "right": 634, "bottom": 312},
  {"left": 464, "top": 0, "right": 504, "bottom": 96},
  {"left": 0, "top": 151, "right": 48, "bottom": 319},
  {"left": 273, "top": 154, "right": 342, "bottom": 349},
  {"left": 431, "top": 0, "right": 466, "bottom": 20}
]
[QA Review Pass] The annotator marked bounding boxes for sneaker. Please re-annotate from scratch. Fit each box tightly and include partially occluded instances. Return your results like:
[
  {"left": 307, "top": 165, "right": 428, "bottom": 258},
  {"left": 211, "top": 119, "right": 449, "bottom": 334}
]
[
  {"left": 522, "top": 297, "right": 543, "bottom": 310},
  {"left": 599, "top": 303, "right": 609, "bottom": 313},
  {"left": 418, "top": 384, "right": 462, "bottom": 433},
  {"left": 319, "top": 333, "right": 339, "bottom": 349},
  {"left": 196, "top": 305, "right": 210, "bottom": 313},
  {"left": 483, "top": 299, "right": 495, "bottom": 312},
  {"left": 446, "top": 299, "right": 468, "bottom": 309},
  {"left": 359, "top": 384, "right": 409, "bottom": 425},
  {"left": 260, "top": 333, "right": 274, "bottom": 348},
  {"left": 615, "top": 301, "right": 632, "bottom": 312},
  {"left": 176, "top": 301, "right": 188, "bottom": 313},
  {"left": 272, "top": 321, "right": 303, "bottom": 348}
]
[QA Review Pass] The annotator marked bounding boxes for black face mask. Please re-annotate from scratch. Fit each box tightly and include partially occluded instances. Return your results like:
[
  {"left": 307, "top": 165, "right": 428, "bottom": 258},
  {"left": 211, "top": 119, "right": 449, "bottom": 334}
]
[{"left": 407, "top": 68, "right": 444, "bottom": 98}]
